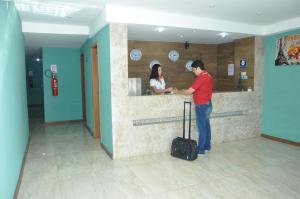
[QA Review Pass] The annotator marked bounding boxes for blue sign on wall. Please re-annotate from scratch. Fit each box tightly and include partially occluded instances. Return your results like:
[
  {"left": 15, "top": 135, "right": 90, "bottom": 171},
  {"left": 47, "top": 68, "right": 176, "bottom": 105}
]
[{"left": 240, "top": 58, "right": 247, "bottom": 68}]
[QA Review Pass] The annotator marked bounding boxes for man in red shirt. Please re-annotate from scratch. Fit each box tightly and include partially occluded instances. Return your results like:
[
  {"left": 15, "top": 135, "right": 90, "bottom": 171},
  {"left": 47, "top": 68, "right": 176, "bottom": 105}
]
[{"left": 175, "top": 60, "right": 213, "bottom": 155}]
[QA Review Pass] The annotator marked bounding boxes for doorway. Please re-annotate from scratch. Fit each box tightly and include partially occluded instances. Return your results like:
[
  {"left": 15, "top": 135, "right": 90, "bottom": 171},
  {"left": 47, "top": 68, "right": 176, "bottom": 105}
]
[
  {"left": 91, "top": 45, "right": 101, "bottom": 139},
  {"left": 26, "top": 57, "right": 45, "bottom": 123},
  {"left": 80, "top": 54, "right": 86, "bottom": 124}
]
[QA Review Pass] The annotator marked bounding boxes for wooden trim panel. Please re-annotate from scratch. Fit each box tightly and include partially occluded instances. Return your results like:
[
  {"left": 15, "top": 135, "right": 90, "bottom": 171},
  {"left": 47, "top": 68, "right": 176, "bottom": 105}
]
[
  {"left": 261, "top": 134, "right": 300, "bottom": 147},
  {"left": 91, "top": 45, "right": 100, "bottom": 139},
  {"left": 45, "top": 120, "right": 82, "bottom": 126},
  {"left": 13, "top": 135, "right": 30, "bottom": 199}
]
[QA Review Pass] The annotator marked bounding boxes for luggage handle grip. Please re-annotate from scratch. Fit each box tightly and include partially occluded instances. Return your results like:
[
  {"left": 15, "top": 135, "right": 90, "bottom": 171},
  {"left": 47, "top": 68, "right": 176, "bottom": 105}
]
[{"left": 183, "top": 101, "right": 192, "bottom": 140}]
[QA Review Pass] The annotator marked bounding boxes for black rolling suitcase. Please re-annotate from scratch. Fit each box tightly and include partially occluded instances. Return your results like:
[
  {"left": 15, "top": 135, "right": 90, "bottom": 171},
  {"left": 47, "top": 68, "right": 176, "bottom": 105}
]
[{"left": 171, "top": 101, "right": 198, "bottom": 161}]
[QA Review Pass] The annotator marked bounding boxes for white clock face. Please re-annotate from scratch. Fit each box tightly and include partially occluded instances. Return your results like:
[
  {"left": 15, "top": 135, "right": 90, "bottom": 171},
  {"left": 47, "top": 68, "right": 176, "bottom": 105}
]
[
  {"left": 130, "top": 49, "right": 142, "bottom": 61},
  {"left": 149, "top": 59, "right": 160, "bottom": 69},
  {"left": 185, "top": 60, "right": 193, "bottom": 72},
  {"left": 168, "top": 50, "right": 180, "bottom": 62}
]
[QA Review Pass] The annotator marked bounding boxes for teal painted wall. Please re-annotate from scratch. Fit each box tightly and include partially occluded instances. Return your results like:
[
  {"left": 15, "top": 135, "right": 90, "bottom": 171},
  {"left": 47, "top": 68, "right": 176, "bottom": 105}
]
[
  {"left": 43, "top": 48, "right": 82, "bottom": 122},
  {"left": 81, "top": 25, "right": 113, "bottom": 153},
  {"left": 26, "top": 57, "right": 44, "bottom": 105},
  {"left": 0, "top": 2, "right": 29, "bottom": 199},
  {"left": 262, "top": 29, "right": 300, "bottom": 142}
]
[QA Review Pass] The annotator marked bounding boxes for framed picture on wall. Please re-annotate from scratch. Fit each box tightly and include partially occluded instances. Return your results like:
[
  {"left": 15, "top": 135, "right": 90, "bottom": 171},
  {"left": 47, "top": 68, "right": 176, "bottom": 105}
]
[{"left": 275, "top": 34, "right": 300, "bottom": 66}]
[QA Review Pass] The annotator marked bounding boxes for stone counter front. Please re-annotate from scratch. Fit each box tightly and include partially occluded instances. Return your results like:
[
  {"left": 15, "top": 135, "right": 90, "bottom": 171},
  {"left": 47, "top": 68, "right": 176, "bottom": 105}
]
[{"left": 113, "top": 92, "right": 260, "bottom": 158}]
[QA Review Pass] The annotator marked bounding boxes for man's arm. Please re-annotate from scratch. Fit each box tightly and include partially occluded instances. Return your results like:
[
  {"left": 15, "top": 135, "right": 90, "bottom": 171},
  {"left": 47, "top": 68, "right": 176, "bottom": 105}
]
[{"left": 176, "top": 87, "right": 195, "bottom": 95}]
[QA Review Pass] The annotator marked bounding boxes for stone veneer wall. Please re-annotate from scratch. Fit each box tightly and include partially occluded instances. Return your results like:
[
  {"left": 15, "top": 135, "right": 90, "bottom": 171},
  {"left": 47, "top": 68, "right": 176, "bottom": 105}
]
[{"left": 110, "top": 23, "right": 264, "bottom": 159}]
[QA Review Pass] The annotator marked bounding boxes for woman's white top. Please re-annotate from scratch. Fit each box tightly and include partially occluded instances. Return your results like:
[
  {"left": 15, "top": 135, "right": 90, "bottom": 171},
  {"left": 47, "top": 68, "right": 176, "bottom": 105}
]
[{"left": 149, "top": 78, "right": 166, "bottom": 90}]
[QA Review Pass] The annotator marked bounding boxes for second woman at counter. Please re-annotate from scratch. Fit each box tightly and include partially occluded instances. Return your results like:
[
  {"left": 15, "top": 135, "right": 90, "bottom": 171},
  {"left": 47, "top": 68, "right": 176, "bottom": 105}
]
[{"left": 149, "top": 64, "right": 173, "bottom": 94}]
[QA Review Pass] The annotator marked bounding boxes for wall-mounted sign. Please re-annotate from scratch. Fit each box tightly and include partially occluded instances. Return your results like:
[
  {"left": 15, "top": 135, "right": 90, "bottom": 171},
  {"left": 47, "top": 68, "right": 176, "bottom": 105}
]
[
  {"left": 28, "top": 70, "right": 33, "bottom": 77},
  {"left": 240, "top": 59, "right": 247, "bottom": 68},
  {"left": 275, "top": 34, "right": 300, "bottom": 66},
  {"left": 50, "top": 64, "right": 57, "bottom": 73},
  {"left": 240, "top": 71, "right": 248, "bottom": 80},
  {"left": 227, "top": 63, "right": 234, "bottom": 76}
]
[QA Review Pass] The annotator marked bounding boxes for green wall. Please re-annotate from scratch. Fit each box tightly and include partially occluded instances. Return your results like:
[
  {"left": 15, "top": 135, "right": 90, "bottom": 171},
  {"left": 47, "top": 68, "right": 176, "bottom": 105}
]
[
  {"left": 81, "top": 25, "right": 113, "bottom": 153},
  {"left": 26, "top": 57, "right": 44, "bottom": 105},
  {"left": 262, "top": 29, "right": 300, "bottom": 142},
  {"left": 0, "top": 2, "right": 29, "bottom": 199},
  {"left": 43, "top": 48, "right": 82, "bottom": 122}
]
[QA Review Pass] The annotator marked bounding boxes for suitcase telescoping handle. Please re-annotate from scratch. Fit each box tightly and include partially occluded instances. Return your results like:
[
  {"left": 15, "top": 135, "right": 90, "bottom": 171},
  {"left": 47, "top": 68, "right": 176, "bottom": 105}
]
[{"left": 183, "top": 101, "right": 192, "bottom": 140}]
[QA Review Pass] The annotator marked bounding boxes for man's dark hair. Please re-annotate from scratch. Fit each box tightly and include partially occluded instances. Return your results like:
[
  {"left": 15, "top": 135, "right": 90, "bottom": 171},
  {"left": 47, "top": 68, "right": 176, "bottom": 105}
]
[
  {"left": 149, "top": 64, "right": 160, "bottom": 80},
  {"left": 191, "top": 60, "right": 205, "bottom": 70}
]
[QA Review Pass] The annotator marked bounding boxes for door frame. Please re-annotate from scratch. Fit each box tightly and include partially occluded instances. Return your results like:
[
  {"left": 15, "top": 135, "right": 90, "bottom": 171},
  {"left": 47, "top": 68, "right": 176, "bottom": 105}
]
[
  {"left": 91, "top": 44, "right": 101, "bottom": 139},
  {"left": 80, "top": 53, "right": 86, "bottom": 124}
]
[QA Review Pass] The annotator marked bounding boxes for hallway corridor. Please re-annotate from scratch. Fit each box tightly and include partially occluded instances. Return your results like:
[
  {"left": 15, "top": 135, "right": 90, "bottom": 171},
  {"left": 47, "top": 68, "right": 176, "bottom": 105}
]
[{"left": 18, "top": 108, "right": 300, "bottom": 199}]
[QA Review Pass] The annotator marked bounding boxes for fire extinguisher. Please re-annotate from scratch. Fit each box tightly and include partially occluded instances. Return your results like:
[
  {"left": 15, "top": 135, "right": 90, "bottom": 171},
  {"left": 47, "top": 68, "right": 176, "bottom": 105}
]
[{"left": 51, "top": 73, "right": 58, "bottom": 96}]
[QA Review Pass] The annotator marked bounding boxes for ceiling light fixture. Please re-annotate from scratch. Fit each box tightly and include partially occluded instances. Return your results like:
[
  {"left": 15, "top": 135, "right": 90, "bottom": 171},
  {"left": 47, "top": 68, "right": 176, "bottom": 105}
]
[
  {"left": 218, "top": 32, "right": 228, "bottom": 38},
  {"left": 209, "top": 4, "right": 216, "bottom": 8},
  {"left": 14, "top": 0, "right": 96, "bottom": 18},
  {"left": 180, "top": 35, "right": 184, "bottom": 38},
  {"left": 155, "top": 27, "right": 166, "bottom": 33},
  {"left": 36, "top": 58, "right": 41, "bottom": 62},
  {"left": 256, "top": 12, "right": 263, "bottom": 16}
]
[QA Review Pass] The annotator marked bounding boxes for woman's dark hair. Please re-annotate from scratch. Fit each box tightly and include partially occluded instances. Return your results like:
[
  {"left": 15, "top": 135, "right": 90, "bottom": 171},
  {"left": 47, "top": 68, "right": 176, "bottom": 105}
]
[
  {"left": 191, "top": 59, "right": 205, "bottom": 70},
  {"left": 149, "top": 64, "right": 161, "bottom": 80}
]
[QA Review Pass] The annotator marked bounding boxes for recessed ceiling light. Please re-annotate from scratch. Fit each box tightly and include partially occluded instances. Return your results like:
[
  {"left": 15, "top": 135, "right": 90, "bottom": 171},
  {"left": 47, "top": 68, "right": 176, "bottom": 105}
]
[
  {"left": 218, "top": 32, "right": 228, "bottom": 38},
  {"left": 256, "top": 12, "right": 263, "bottom": 16},
  {"left": 209, "top": 4, "right": 216, "bottom": 8},
  {"left": 36, "top": 58, "right": 41, "bottom": 62},
  {"left": 180, "top": 35, "right": 184, "bottom": 38},
  {"left": 155, "top": 27, "right": 166, "bottom": 33}
]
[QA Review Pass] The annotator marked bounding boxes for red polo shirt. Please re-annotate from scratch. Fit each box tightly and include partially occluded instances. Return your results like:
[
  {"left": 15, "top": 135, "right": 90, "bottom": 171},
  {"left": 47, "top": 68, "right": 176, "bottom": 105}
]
[{"left": 191, "top": 71, "right": 213, "bottom": 105}]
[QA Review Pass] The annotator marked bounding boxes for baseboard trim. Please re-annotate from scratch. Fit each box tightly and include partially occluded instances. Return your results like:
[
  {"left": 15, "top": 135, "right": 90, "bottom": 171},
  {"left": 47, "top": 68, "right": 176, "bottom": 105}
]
[
  {"left": 261, "top": 134, "right": 300, "bottom": 147},
  {"left": 13, "top": 134, "right": 31, "bottom": 199},
  {"left": 45, "top": 120, "right": 82, "bottom": 126},
  {"left": 101, "top": 143, "right": 113, "bottom": 159},
  {"left": 85, "top": 125, "right": 94, "bottom": 137}
]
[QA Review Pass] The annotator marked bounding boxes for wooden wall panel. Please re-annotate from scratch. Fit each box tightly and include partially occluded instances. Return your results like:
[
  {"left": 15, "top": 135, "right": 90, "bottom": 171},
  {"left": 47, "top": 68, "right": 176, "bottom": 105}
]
[
  {"left": 216, "top": 42, "right": 236, "bottom": 91},
  {"left": 128, "top": 41, "right": 217, "bottom": 94},
  {"left": 128, "top": 37, "right": 255, "bottom": 94},
  {"left": 234, "top": 37, "right": 255, "bottom": 91}
]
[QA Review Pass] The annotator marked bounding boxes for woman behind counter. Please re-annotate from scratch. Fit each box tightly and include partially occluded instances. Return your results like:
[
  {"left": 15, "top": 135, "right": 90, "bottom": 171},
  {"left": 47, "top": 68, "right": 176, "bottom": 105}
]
[{"left": 149, "top": 64, "right": 173, "bottom": 94}]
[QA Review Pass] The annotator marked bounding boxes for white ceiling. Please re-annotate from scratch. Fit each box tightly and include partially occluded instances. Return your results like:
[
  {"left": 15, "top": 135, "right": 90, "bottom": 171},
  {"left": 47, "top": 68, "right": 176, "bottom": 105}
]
[
  {"left": 109, "top": 0, "right": 300, "bottom": 26},
  {"left": 24, "top": 32, "right": 88, "bottom": 57},
  {"left": 16, "top": 0, "right": 104, "bottom": 25},
  {"left": 128, "top": 24, "right": 253, "bottom": 44},
  {"left": 10, "top": 0, "right": 300, "bottom": 58}
]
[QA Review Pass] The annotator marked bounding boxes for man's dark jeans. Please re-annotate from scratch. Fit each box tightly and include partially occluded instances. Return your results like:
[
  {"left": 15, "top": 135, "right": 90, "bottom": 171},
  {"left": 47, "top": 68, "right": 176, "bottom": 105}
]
[{"left": 195, "top": 101, "right": 212, "bottom": 154}]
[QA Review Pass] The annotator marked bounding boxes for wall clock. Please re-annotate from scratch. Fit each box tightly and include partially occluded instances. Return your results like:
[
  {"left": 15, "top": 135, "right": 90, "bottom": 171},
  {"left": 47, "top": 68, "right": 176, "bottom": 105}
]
[
  {"left": 168, "top": 50, "right": 180, "bottom": 62},
  {"left": 149, "top": 59, "right": 160, "bottom": 69},
  {"left": 185, "top": 60, "right": 193, "bottom": 72},
  {"left": 130, "top": 49, "right": 142, "bottom": 61}
]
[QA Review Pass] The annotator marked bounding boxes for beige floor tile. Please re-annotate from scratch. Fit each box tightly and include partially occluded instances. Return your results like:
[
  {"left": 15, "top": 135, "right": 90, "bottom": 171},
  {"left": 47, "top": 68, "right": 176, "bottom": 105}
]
[{"left": 18, "top": 107, "right": 300, "bottom": 199}]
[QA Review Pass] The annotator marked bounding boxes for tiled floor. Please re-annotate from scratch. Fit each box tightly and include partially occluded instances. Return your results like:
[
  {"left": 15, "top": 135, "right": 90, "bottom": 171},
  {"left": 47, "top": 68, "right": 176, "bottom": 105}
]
[{"left": 18, "top": 108, "right": 300, "bottom": 199}]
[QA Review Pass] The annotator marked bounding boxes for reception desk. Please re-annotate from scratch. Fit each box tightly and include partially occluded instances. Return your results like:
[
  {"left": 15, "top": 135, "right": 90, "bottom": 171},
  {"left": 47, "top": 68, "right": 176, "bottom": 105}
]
[
  {"left": 109, "top": 24, "right": 263, "bottom": 159},
  {"left": 112, "top": 90, "right": 261, "bottom": 159}
]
